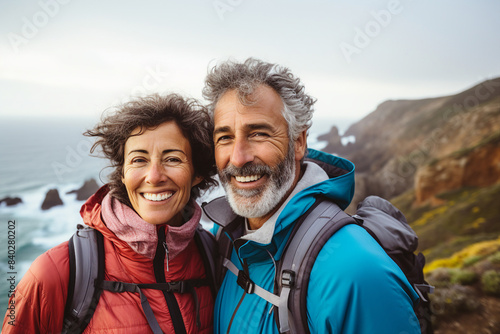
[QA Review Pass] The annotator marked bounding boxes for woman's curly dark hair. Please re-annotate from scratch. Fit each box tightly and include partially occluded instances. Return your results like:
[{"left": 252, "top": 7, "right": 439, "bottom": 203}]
[{"left": 84, "top": 93, "right": 217, "bottom": 206}]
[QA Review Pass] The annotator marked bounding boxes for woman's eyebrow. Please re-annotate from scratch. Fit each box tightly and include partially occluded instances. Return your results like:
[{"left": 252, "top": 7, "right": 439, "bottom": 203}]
[
  {"left": 127, "top": 149, "right": 148, "bottom": 155},
  {"left": 162, "top": 149, "right": 186, "bottom": 155},
  {"left": 127, "top": 149, "right": 185, "bottom": 155}
]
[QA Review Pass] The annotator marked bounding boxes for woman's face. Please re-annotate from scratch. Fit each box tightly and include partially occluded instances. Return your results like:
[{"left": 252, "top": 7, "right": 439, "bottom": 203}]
[{"left": 122, "top": 121, "right": 202, "bottom": 226}]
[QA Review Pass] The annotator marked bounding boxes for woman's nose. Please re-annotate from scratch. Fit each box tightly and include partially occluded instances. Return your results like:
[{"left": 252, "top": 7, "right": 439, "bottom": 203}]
[{"left": 145, "top": 162, "right": 168, "bottom": 184}]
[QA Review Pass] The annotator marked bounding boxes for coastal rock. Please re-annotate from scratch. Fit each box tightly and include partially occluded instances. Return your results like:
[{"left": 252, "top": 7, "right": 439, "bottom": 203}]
[
  {"left": 67, "top": 178, "right": 100, "bottom": 201},
  {"left": 41, "top": 188, "right": 64, "bottom": 210},
  {"left": 0, "top": 196, "right": 23, "bottom": 207},
  {"left": 318, "top": 125, "right": 344, "bottom": 154},
  {"left": 415, "top": 133, "right": 500, "bottom": 204}
]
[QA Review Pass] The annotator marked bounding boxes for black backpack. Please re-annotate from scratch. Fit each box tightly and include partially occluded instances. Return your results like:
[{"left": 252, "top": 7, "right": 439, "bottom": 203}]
[
  {"left": 61, "top": 224, "right": 217, "bottom": 334},
  {"left": 209, "top": 195, "right": 434, "bottom": 334}
]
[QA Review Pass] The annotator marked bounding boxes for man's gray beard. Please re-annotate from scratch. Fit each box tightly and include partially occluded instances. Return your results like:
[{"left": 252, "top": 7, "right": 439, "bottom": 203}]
[{"left": 219, "top": 143, "right": 296, "bottom": 219}]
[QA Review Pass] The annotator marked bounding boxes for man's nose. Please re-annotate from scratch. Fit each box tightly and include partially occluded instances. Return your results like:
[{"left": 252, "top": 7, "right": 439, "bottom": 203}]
[
  {"left": 145, "top": 162, "right": 168, "bottom": 184},
  {"left": 230, "top": 138, "right": 254, "bottom": 168}
]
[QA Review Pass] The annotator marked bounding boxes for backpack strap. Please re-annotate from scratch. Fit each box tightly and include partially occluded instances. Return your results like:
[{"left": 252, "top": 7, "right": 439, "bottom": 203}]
[
  {"left": 62, "top": 224, "right": 105, "bottom": 334},
  {"left": 274, "top": 197, "right": 357, "bottom": 334},
  {"left": 99, "top": 279, "right": 209, "bottom": 334},
  {"left": 193, "top": 225, "right": 218, "bottom": 297},
  {"left": 222, "top": 258, "right": 280, "bottom": 307}
]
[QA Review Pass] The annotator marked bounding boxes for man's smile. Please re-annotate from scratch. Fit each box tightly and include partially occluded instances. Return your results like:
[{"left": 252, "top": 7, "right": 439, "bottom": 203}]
[{"left": 234, "top": 174, "right": 263, "bottom": 183}]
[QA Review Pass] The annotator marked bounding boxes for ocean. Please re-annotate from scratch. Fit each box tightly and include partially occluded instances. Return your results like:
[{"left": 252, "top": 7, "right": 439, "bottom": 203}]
[{"left": 0, "top": 116, "right": 335, "bottom": 313}]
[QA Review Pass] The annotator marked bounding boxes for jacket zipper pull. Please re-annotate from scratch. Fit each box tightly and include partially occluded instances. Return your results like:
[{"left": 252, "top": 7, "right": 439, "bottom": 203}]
[{"left": 163, "top": 241, "right": 169, "bottom": 272}]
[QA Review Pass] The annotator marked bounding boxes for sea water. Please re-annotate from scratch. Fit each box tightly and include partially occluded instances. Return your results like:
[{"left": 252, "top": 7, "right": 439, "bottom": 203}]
[{"left": 0, "top": 115, "right": 332, "bottom": 314}]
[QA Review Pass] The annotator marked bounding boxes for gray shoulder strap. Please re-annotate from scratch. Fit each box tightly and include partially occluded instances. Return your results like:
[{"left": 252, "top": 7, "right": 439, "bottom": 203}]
[
  {"left": 62, "top": 225, "right": 104, "bottom": 334},
  {"left": 276, "top": 199, "right": 357, "bottom": 334}
]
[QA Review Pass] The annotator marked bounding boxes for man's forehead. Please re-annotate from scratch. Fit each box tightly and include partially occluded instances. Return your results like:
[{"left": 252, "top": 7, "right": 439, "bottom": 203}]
[{"left": 215, "top": 86, "right": 283, "bottom": 120}]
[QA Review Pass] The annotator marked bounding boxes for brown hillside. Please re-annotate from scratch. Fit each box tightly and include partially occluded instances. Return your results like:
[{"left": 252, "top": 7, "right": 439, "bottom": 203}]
[{"left": 416, "top": 131, "right": 500, "bottom": 204}]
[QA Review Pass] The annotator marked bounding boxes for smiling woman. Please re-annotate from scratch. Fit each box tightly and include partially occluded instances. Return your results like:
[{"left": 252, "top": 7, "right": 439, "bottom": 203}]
[
  {"left": 2, "top": 94, "right": 218, "bottom": 334},
  {"left": 122, "top": 121, "right": 203, "bottom": 227}
]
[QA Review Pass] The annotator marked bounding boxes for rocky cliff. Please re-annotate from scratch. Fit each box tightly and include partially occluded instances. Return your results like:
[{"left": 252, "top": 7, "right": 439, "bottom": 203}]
[
  {"left": 415, "top": 132, "right": 500, "bottom": 204},
  {"left": 320, "top": 78, "right": 500, "bottom": 209}
]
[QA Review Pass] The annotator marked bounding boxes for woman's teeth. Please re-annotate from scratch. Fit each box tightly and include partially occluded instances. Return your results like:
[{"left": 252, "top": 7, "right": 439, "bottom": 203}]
[
  {"left": 143, "top": 192, "right": 173, "bottom": 201},
  {"left": 235, "top": 175, "right": 262, "bottom": 183}
]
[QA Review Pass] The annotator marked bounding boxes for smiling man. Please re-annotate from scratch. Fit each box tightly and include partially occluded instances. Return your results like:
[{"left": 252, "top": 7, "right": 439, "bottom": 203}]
[{"left": 202, "top": 58, "right": 421, "bottom": 334}]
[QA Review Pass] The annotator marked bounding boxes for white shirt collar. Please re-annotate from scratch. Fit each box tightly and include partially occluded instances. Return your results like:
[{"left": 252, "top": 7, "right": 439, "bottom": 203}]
[{"left": 241, "top": 161, "right": 328, "bottom": 244}]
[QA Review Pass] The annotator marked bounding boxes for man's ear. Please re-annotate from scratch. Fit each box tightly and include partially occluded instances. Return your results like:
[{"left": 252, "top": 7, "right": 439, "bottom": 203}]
[{"left": 294, "top": 130, "right": 308, "bottom": 162}]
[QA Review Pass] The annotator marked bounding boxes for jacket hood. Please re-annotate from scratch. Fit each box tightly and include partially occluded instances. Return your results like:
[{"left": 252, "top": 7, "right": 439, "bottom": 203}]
[
  {"left": 79, "top": 185, "right": 145, "bottom": 261},
  {"left": 203, "top": 148, "right": 355, "bottom": 261},
  {"left": 79, "top": 184, "right": 110, "bottom": 231}
]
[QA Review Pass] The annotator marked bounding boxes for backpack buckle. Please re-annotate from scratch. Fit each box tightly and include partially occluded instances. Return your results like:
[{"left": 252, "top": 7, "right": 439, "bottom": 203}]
[
  {"left": 237, "top": 270, "right": 255, "bottom": 294},
  {"left": 281, "top": 270, "right": 295, "bottom": 288},
  {"left": 168, "top": 281, "right": 186, "bottom": 293}
]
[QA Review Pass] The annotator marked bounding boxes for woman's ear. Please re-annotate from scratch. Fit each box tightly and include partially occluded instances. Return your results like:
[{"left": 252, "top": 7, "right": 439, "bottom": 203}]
[{"left": 192, "top": 175, "right": 203, "bottom": 187}]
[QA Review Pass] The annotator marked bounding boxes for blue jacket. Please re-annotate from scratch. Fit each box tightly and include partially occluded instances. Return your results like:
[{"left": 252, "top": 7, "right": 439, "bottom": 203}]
[{"left": 207, "top": 149, "right": 420, "bottom": 334}]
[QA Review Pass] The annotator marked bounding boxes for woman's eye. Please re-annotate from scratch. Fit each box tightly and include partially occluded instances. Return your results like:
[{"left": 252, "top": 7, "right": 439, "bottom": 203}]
[
  {"left": 165, "top": 157, "right": 182, "bottom": 165},
  {"left": 131, "top": 157, "right": 147, "bottom": 164}
]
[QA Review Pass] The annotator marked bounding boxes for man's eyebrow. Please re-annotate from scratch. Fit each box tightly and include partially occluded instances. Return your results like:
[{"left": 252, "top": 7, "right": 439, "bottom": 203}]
[
  {"left": 214, "top": 126, "right": 231, "bottom": 136},
  {"left": 246, "top": 123, "right": 274, "bottom": 132},
  {"left": 213, "top": 123, "right": 275, "bottom": 137}
]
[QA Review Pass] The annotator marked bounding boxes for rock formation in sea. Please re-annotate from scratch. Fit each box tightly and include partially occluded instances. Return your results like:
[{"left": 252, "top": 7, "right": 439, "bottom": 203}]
[
  {"left": 0, "top": 196, "right": 23, "bottom": 207},
  {"left": 41, "top": 188, "right": 64, "bottom": 210},
  {"left": 67, "top": 178, "right": 100, "bottom": 201}
]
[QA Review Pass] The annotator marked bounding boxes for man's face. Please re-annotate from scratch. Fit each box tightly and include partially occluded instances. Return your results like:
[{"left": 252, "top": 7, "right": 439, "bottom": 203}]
[{"left": 213, "top": 85, "right": 306, "bottom": 224}]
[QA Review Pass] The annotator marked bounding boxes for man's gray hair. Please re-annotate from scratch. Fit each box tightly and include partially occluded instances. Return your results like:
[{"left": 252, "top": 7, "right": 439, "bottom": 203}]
[{"left": 202, "top": 58, "right": 316, "bottom": 140}]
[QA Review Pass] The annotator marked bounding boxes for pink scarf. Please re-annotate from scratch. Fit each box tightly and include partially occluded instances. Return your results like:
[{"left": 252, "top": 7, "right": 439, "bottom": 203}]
[{"left": 101, "top": 193, "right": 202, "bottom": 259}]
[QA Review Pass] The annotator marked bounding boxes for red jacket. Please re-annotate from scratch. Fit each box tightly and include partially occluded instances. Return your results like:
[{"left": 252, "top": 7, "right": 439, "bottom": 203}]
[{"left": 2, "top": 187, "right": 214, "bottom": 333}]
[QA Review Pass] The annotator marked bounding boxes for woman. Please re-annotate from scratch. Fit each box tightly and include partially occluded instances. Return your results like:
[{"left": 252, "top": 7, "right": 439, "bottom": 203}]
[{"left": 2, "top": 94, "right": 218, "bottom": 333}]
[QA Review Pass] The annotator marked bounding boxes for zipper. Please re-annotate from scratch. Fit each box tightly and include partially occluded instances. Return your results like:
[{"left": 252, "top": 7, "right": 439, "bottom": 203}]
[{"left": 163, "top": 241, "right": 169, "bottom": 272}]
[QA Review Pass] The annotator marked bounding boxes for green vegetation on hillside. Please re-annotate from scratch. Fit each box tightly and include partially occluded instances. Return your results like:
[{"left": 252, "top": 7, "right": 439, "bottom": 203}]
[{"left": 391, "top": 183, "right": 500, "bottom": 264}]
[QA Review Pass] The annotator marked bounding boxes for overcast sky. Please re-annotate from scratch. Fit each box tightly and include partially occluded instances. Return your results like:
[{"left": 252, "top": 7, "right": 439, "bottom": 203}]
[{"left": 1, "top": 0, "right": 500, "bottom": 133}]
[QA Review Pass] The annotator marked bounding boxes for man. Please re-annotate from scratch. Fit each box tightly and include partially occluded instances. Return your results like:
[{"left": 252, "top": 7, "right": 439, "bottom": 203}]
[{"left": 202, "top": 58, "right": 420, "bottom": 333}]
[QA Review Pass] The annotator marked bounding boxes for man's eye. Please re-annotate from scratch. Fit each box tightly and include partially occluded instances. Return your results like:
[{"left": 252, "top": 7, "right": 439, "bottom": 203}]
[
  {"left": 252, "top": 132, "right": 269, "bottom": 138},
  {"left": 216, "top": 135, "right": 231, "bottom": 143}
]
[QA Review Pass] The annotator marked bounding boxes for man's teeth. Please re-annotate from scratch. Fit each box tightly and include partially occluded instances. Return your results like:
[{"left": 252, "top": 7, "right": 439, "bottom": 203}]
[
  {"left": 235, "top": 175, "right": 262, "bottom": 183},
  {"left": 143, "top": 193, "right": 173, "bottom": 201}
]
